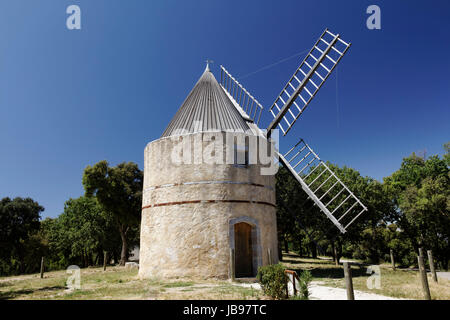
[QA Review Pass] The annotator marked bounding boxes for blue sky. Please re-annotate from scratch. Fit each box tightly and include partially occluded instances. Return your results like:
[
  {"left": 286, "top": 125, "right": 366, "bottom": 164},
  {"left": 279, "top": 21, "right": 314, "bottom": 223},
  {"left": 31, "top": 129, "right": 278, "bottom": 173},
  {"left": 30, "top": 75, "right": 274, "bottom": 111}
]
[{"left": 0, "top": 0, "right": 448, "bottom": 219}]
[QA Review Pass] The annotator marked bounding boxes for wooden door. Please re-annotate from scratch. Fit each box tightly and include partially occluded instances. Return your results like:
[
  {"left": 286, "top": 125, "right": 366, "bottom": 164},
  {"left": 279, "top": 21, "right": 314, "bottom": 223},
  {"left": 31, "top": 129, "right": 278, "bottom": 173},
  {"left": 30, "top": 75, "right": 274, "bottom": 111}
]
[{"left": 234, "top": 222, "right": 253, "bottom": 277}]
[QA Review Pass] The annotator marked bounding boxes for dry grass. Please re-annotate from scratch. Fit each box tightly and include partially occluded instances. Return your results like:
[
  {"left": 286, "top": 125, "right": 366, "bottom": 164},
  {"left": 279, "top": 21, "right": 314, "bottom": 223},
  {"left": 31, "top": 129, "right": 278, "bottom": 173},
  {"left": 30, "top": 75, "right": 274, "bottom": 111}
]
[
  {"left": 0, "top": 267, "right": 267, "bottom": 300},
  {"left": 281, "top": 252, "right": 450, "bottom": 300},
  {"left": 2, "top": 253, "right": 448, "bottom": 300}
]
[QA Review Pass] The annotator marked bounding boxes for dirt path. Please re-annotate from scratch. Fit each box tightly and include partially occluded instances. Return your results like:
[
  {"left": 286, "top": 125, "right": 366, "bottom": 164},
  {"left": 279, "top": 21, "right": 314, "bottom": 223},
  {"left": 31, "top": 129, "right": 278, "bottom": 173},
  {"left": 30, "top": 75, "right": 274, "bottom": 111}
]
[
  {"left": 308, "top": 281, "right": 405, "bottom": 300},
  {"left": 436, "top": 272, "right": 450, "bottom": 281},
  {"left": 235, "top": 281, "right": 403, "bottom": 300},
  {"left": 239, "top": 281, "right": 402, "bottom": 300}
]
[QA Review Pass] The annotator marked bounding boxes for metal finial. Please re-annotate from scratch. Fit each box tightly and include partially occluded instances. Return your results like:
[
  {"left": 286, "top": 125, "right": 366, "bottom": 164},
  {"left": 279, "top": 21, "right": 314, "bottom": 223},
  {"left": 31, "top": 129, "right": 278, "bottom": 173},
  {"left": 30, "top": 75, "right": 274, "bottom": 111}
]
[{"left": 205, "top": 59, "right": 214, "bottom": 72}]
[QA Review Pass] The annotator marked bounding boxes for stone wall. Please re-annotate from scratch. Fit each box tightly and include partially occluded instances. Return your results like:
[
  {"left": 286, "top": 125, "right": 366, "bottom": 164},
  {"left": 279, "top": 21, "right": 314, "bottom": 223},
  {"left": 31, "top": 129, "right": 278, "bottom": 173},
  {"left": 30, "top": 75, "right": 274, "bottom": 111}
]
[{"left": 139, "top": 131, "right": 278, "bottom": 279}]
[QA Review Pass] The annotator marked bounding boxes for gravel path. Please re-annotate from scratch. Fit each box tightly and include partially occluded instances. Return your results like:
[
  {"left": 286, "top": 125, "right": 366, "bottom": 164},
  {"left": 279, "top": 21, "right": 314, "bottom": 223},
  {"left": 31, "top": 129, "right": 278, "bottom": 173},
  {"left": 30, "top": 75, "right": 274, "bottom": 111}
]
[
  {"left": 308, "top": 282, "right": 404, "bottom": 300},
  {"left": 236, "top": 281, "right": 405, "bottom": 300},
  {"left": 436, "top": 272, "right": 450, "bottom": 280}
]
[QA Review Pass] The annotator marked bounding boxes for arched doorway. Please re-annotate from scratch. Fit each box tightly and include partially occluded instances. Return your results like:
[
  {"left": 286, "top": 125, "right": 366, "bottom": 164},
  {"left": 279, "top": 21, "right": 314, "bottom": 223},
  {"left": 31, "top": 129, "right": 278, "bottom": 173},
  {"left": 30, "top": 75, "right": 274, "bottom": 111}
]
[
  {"left": 234, "top": 222, "right": 254, "bottom": 277},
  {"left": 229, "top": 216, "right": 262, "bottom": 278}
]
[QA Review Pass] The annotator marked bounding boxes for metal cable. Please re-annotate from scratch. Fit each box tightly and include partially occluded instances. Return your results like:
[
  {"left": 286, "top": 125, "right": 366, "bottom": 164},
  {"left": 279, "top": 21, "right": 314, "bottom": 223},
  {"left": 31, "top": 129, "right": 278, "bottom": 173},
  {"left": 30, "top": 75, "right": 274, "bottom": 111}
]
[{"left": 237, "top": 48, "right": 310, "bottom": 80}]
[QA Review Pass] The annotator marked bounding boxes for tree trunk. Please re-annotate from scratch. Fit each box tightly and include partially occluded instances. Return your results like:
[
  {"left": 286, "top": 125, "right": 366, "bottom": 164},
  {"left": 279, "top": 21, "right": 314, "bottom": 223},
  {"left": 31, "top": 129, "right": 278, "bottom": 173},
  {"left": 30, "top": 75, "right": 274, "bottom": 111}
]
[
  {"left": 334, "top": 241, "right": 341, "bottom": 265},
  {"left": 82, "top": 251, "right": 85, "bottom": 268},
  {"left": 297, "top": 235, "right": 303, "bottom": 257},
  {"left": 113, "top": 251, "right": 118, "bottom": 265},
  {"left": 84, "top": 249, "right": 88, "bottom": 268},
  {"left": 88, "top": 251, "right": 93, "bottom": 266},
  {"left": 18, "top": 250, "right": 25, "bottom": 274},
  {"left": 331, "top": 241, "right": 338, "bottom": 265},
  {"left": 98, "top": 248, "right": 104, "bottom": 265},
  {"left": 334, "top": 246, "right": 340, "bottom": 266},
  {"left": 442, "top": 256, "right": 448, "bottom": 271},
  {"left": 370, "top": 223, "right": 380, "bottom": 264},
  {"left": 119, "top": 225, "right": 128, "bottom": 266},
  {"left": 310, "top": 242, "right": 317, "bottom": 259}
]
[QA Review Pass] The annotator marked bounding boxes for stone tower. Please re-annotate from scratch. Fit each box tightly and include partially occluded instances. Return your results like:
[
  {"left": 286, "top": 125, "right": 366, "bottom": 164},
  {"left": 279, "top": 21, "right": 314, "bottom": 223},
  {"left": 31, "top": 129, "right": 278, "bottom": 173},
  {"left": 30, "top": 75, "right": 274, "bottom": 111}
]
[{"left": 139, "top": 64, "right": 278, "bottom": 279}]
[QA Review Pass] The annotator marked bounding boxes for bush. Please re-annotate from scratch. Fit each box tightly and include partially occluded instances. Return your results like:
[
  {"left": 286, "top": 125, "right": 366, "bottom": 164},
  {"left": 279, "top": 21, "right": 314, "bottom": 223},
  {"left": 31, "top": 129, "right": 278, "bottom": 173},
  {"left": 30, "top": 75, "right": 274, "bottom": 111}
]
[
  {"left": 298, "top": 270, "right": 312, "bottom": 299},
  {"left": 257, "top": 264, "right": 287, "bottom": 299}
]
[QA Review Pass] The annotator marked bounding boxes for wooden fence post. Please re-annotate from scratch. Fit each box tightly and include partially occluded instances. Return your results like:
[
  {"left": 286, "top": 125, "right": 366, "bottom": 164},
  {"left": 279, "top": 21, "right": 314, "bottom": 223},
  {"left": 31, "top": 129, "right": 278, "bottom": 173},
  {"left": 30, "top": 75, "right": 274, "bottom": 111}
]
[
  {"left": 40, "top": 257, "right": 44, "bottom": 279},
  {"left": 390, "top": 249, "right": 396, "bottom": 271},
  {"left": 103, "top": 252, "right": 107, "bottom": 271},
  {"left": 230, "top": 248, "right": 235, "bottom": 282},
  {"left": 427, "top": 250, "right": 438, "bottom": 283},
  {"left": 285, "top": 273, "right": 289, "bottom": 299},
  {"left": 284, "top": 270, "right": 298, "bottom": 298},
  {"left": 417, "top": 253, "right": 431, "bottom": 300},
  {"left": 418, "top": 247, "right": 424, "bottom": 259},
  {"left": 292, "top": 274, "right": 297, "bottom": 296},
  {"left": 343, "top": 262, "right": 354, "bottom": 300}
]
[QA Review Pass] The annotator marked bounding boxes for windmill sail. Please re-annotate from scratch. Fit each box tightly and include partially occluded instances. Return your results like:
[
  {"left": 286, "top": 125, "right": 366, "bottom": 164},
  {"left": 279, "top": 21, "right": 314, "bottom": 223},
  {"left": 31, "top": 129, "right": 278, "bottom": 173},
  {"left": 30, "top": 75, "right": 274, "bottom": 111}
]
[
  {"left": 267, "top": 29, "right": 351, "bottom": 136},
  {"left": 278, "top": 139, "right": 367, "bottom": 233},
  {"left": 220, "top": 65, "right": 264, "bottom": 125},
  {"left": 219, "top": 29, "right": 366, "bottom": 234}
]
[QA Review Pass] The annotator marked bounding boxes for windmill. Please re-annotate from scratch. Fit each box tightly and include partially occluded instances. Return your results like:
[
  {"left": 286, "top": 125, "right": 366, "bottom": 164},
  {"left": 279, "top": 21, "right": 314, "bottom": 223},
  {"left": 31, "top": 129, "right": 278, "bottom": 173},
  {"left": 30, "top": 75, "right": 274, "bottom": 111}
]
[
  {"left": 219, "top": 28, "right": 367, "bottom": 234},
  {"left": 139, "top": 28, "right": 368, "bottom": 279}
]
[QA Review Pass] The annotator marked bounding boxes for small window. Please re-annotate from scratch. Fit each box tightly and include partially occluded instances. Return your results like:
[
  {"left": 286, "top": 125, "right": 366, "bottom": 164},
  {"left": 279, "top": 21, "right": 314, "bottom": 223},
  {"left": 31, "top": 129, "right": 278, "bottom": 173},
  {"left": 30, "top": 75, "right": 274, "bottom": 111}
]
[{"left": 234, "top": 144, "right": 249, "bottom": 167}]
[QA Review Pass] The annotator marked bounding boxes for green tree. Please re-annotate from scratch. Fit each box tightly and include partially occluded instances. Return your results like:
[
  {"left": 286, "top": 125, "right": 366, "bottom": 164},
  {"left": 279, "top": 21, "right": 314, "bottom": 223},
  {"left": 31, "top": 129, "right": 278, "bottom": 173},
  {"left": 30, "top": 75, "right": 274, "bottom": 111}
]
[
  {"left": 275, "top": 165, "right": 324, "bottom": 259},
  {"left": 39, "top": 199, "right": 123, "bottom": 270},
  {"left": 275, "top": 166, "right": 304, "bottom": 257},
  {"left": 384, "top": 145, "right": 450, "bottom": 269},
  {"left": 56, "top": 197, "right": 108, "bottom": 267},
  {"left": 294, "top": 163, "right": 389, "bottom": 264},
  {"left": 276, "top": 162, "right": 396, "bottom": 265},
  {"left": 0, "top": 197, "right": 44, "bottom": 275},
  {"left": 444, "top": 142, "right": 450, "bottom": 166},
  {"left": 383, "top": 223, "right": 416, "bottom": 267},
  {"left": 82, "top": 161, "right": 143, "bottom": 266},
  {"left": 38, "top": 217, "right": 68, "bottom": 271},
  {"left": 398, "top": 176, "right": 449, "bottom": 268}
]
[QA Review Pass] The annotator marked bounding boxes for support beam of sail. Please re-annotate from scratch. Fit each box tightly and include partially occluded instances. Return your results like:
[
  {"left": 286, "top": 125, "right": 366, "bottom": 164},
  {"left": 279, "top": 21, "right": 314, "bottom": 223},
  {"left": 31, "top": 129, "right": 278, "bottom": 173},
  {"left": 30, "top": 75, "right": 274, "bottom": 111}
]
[
  {"left": 278, "top": 139, "right": 367, "bottom": 233},
  {"left": 267, "top": 29, "right": 351, "bottom": 136},
  {"left": 220, "top": 65, "right": 264, "bottom": 125}
]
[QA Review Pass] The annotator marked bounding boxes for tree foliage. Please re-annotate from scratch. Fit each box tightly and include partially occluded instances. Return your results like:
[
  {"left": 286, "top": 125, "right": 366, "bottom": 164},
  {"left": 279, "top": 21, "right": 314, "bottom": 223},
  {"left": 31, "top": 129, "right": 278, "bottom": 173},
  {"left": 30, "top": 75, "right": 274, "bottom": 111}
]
[
  {"left": 275, "top": 143, "right": 449, "bottom": 269},
  {"left": 384, "top": 146, "right": 449, "bottom": 269},
  {"left": 2, "top": 143, "right": 448, "bottom": 276},
  {"left": 0, "top": 197, "right": 44, "bottom": 275},
  {"left": 47, "top": 196, "right": 122, "bottom": 268},
  {"left": 82, "top": 161, "right": 143, "bottom": 266}
]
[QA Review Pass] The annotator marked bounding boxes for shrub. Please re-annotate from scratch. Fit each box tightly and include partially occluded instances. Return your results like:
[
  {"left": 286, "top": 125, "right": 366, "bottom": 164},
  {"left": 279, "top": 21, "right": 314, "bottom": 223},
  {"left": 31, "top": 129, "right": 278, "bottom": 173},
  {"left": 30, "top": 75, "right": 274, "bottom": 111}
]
[
  {"left": 298, "top": 270, "right": 313, "bottom": 299},
  {"left": 257, "top": 264, "right": 287, "bottom": 299}
]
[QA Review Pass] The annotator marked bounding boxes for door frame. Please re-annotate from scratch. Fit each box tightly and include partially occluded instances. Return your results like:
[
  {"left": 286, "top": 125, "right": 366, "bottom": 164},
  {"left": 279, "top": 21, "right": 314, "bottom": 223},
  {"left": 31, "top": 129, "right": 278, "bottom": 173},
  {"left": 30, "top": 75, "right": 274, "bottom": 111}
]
[{"left": 229, "top": 216, "right": 262, "bottom": 277}]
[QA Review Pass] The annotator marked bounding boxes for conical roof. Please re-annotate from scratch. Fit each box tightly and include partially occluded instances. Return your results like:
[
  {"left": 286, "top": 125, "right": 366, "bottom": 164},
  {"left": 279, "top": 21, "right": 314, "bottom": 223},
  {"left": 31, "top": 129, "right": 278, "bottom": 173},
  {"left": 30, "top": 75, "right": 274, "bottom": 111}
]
[{"left": 161, "top": 66, "right": 250, "bottom": 138}]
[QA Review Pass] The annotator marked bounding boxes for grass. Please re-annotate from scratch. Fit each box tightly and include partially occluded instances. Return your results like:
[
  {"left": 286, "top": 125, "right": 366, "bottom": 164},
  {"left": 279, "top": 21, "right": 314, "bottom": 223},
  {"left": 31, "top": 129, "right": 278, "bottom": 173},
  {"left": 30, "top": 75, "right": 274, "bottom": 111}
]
[
  {"left": 0, "top": 266, "right": 266, "bottom": 300},
  {"left": 162, "top": 281, "right": 194, "bottom": 288},
  {"left": 2, "top": 253, "right": 448, "bottom": 300},
  {"left": 281, "top": 252, "right": 450, "bottom": 300}
]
